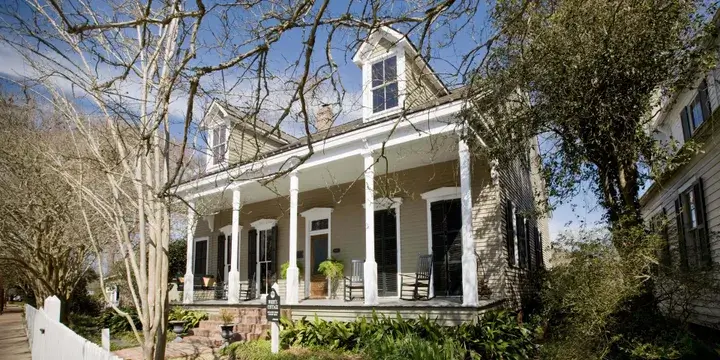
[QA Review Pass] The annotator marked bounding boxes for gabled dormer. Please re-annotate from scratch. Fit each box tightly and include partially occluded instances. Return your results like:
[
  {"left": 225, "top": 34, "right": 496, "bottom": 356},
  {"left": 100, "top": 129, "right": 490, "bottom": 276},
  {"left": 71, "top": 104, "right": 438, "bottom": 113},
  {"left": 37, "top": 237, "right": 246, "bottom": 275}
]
[
  {"left": 200, "top": 101, "right": 296, "bottom": 172},
  {"left": 353, "top": 26, "right": 449, "bottom": 122}
]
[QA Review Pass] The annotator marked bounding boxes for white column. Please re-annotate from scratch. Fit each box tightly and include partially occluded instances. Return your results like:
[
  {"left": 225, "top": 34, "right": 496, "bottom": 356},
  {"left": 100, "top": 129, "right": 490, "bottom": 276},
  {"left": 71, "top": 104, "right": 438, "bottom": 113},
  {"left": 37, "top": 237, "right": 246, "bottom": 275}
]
[
  {"left": 459, "top": 138, "right": 479, "bottom": 306},
  {"left": 228, "top": 188, "right": 242, "bottom": 304},
  {"left": 183, "top": 202, "right": 196, "bottom": 304},
  {"left": 362, "top": 151, "right": 378, "bottom": 305},
  {"left": 286, "top": 170, "right": 300, "bottom": 304}
]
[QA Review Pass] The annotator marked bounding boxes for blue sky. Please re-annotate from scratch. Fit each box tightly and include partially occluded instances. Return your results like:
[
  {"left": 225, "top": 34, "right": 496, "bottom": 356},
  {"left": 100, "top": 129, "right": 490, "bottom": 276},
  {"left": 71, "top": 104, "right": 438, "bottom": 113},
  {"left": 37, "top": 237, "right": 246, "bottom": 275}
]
[{"left": 0, "top": 0, "right": 604, "bottom": 242}]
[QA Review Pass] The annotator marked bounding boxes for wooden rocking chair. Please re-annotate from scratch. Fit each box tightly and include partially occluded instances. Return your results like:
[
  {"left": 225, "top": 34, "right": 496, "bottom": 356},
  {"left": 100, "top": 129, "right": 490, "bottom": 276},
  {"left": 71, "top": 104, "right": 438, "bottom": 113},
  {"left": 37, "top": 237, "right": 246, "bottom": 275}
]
[
  {"left": 343, "top": 259, "right": 364, "bottom": 301},
  {"left": 400, "top": 254, "right": 433, "bottom": 300},
  {"left": 240, "top": 273, "right": 257, "bottom": 301}
]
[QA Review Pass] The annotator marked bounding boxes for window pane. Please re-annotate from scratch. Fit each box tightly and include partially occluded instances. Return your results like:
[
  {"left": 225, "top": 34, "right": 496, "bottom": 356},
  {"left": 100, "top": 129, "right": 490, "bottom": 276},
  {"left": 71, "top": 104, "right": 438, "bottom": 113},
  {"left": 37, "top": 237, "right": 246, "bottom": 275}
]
[
  {"left": 373, "top": 88, "right": 385, "bottom": 113},
  {"left": 687, "top": 191, "right": 698, "bottom": 228},
  {"left": 691, "top": 98, "right": 704, "bottom": 130},
  {"left": 384, "top": 56, "right": 397, "bottom": 81},
  {"left": 385, "top": 83, "right": 398, "bottom": 109},
  {"left": 311, "top": 219, "right": 329, "bottom": 231},
  {"left": 372, "top": 62, "right": 384, "bottom": 88}
]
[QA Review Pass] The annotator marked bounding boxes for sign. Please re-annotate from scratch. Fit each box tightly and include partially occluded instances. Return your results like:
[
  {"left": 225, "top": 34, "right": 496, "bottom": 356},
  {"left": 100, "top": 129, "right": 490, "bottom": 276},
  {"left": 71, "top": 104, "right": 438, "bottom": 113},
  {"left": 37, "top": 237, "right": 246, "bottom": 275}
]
[{"left": 266, "top": 288, "right": 281, "bottom": 322}]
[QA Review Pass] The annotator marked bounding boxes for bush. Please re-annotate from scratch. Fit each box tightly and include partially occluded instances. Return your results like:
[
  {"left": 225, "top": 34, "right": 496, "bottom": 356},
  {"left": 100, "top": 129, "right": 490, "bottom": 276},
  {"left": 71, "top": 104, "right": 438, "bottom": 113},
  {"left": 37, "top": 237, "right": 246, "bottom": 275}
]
[
  {"left": 225, "top": 340, "right": 362, "bottom": 360},
  {"left": 168, "top": 306, "right": 208, "bottom": 334},
  {"left": 280, "top": 310, "right": 539, "bottom": 359},
  {"left": 100, "top": 307, "right": 142, "bottom": 333}
]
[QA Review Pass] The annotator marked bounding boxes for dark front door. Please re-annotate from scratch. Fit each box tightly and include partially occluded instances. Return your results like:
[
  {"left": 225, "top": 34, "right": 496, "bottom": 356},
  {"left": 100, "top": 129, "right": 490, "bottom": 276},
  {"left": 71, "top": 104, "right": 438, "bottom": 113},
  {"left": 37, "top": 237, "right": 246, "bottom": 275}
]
[
  {"left": 375, "top": 209, "right": 398, "bottom": 296},
  {"left": 430, "top": 199, "right": 463, "bottom": 296},
  {"left": 311, "top": 234, "right": 329, "bottom": 275}
]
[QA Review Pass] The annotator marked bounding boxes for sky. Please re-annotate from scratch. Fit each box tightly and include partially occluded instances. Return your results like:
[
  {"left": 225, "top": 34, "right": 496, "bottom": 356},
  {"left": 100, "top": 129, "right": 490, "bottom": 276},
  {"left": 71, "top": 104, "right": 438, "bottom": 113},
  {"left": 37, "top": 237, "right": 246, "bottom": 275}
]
[{"left": 0, "top": 0, "right": 606, "bottom": 242}]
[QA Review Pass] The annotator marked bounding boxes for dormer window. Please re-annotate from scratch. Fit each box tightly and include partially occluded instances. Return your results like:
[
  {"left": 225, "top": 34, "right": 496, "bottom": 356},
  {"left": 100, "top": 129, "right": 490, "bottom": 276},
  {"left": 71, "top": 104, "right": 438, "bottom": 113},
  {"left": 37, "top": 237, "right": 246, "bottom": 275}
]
[
  {"left": 371, "top": 56, "right": 398, "bottom": 113},
  {"left": 205, "top": 122, "right": 228, "bottom": 169}
]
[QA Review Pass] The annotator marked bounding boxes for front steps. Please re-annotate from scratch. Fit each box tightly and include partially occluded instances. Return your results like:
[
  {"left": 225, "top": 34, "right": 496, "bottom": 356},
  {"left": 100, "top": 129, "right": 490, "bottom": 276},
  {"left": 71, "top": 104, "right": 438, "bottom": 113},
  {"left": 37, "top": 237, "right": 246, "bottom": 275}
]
[{"left": 190, "top": 307, "right": 270, "bottom": 344}]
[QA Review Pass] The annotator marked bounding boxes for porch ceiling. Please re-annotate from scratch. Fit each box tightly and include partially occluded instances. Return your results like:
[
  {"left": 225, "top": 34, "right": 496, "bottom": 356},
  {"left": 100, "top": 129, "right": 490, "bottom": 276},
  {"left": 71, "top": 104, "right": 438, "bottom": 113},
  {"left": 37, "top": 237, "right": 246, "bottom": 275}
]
[{"left": 197, "top": 134, "right": 458, "bottom": 212}]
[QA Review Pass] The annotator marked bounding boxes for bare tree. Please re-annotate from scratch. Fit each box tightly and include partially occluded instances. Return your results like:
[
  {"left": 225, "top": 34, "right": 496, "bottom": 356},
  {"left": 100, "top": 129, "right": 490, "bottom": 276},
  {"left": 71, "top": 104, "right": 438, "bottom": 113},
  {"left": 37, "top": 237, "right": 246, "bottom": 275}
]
[{"left": 0, "top": 96, "right": 108, "bottom": 321}]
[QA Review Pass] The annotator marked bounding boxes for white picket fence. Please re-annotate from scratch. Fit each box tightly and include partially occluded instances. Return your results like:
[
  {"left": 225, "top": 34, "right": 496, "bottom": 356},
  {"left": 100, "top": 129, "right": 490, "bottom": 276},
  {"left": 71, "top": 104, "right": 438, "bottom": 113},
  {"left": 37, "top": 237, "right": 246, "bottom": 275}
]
[{"left": 25, "top": 296, "right": 122, "bottom": 360}]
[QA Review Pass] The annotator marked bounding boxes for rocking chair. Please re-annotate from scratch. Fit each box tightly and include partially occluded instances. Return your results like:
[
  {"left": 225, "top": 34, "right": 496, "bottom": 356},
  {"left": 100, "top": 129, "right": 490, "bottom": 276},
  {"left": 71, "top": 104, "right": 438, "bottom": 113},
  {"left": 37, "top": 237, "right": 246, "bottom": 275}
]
[
  {"left": 400, "top": 254, "right": 433, "bottom": 300},
  {"left": 343, "top": 259, "right": 364, "bottom": 301}
]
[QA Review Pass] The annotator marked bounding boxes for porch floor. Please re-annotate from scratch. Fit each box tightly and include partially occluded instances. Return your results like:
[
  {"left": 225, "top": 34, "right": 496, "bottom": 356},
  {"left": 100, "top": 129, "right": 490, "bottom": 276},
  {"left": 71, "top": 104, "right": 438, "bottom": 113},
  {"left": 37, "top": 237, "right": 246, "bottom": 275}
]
[{"left": 183, "top": 296, "right": 500, "bottom": 309}]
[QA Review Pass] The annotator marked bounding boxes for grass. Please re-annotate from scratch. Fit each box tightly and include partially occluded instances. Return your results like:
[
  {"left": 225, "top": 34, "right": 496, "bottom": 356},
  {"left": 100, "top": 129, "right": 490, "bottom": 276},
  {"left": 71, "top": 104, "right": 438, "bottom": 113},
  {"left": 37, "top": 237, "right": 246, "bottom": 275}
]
[{"left": 68, "top": 312, "right": 142, "bottom": 351}]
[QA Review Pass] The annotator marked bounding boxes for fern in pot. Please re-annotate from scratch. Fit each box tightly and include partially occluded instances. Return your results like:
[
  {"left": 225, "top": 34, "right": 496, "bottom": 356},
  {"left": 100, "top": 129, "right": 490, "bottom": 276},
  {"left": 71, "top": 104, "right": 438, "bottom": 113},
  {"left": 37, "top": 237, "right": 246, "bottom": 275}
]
[{"left": 318, "top": 258, "right": 344, "bottom": 299}]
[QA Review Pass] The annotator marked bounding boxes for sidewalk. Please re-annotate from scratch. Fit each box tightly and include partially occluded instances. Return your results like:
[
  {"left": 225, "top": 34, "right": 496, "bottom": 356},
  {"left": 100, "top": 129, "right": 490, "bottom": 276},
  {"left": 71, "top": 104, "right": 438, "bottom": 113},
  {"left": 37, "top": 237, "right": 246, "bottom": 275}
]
[{"left": 0, "top": 305, "right": 32, "bottom": 360}]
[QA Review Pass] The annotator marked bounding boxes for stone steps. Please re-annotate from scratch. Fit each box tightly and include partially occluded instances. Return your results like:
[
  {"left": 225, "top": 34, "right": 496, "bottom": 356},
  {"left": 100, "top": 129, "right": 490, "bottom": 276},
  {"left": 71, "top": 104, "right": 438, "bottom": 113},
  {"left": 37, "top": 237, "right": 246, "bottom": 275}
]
[{"left": 192, "top": 306, "right": 270, "bottom": 343}]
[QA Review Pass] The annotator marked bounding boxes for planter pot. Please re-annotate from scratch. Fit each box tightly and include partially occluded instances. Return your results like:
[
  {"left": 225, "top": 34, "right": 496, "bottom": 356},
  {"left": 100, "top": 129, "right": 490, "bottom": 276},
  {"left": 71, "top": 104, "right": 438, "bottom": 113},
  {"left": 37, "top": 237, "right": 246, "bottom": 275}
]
[
  {"left": 169, "top": 320, "right": 186, "bottom": 342},
  {"left": 220, "top": 324, "right": 235, "bottom": 342},
  {"left": 203, "top": 277, "right": 215, "bottom": 287}
]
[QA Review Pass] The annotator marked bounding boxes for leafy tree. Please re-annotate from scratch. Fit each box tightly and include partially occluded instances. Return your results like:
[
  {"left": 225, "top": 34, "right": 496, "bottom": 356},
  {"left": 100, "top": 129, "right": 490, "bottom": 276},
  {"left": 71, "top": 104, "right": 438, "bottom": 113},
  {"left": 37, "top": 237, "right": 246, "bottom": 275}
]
[
  {"left": 466, "top": 0, "right": 715, "bottom": 240},
  {"left": 168, "top": 240, "right": 186, "bottom": 280}
]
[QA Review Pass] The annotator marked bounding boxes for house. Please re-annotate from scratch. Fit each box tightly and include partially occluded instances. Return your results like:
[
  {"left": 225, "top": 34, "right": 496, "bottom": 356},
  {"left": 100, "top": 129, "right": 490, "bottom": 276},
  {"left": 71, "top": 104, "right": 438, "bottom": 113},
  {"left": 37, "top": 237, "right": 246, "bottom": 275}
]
[
  {"left": 640, "top": 59, "right": 720, "bottom": 328},
  {"left": 174, "top": 26, "right": 548, "bottom": 326}
]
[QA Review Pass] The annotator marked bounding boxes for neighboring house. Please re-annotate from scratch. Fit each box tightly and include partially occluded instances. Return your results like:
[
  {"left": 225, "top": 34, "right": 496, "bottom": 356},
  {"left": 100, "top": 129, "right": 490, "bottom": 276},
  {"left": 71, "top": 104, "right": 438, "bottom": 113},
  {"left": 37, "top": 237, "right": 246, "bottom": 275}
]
[
  {"left": 175, "top": 27, "right": 548, "bottom": 323},
  {"left": 640, "top": 60, "right": 720, "bottom": 329}
]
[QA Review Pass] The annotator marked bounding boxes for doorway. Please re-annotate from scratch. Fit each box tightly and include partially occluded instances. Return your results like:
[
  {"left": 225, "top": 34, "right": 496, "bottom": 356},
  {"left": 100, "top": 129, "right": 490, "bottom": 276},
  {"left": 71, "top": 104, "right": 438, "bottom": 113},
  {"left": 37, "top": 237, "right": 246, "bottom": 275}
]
[
  {"left": 309, "top": 233, "right": 329, "bottom": 298},
  {"left": 257, "top": 229, "right": 276, "bottom": 295},
  {"left": 374, "top": 209, "right": 398, "bottom": 297},
  {"left": 430, "top": 199, "right": 463, "bottom": 297},
  {"left": 215, "top": 235, "right": 229, "bottom": 282}
]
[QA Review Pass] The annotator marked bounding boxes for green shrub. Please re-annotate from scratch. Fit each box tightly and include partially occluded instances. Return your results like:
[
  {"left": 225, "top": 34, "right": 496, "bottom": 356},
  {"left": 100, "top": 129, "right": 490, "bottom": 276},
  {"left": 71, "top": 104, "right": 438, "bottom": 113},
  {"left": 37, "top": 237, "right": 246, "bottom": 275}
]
[
  {"left": 451, "top": 310, "right": 539, "bottom": 359},
  {"left": 225, "top": 340, "right": 362, "bottom": 360},
  {"left": 280, "top": 310, "right": 539, "bottom": 359},
  {"left": 280, "top": 262, "right": 304, "bottom": 280},
  {"left": 363, "top": 334, "right": 471, "bottom": 360},
  {"left": 100, "top": 307, "right": 142, "bottom": 333},
  {"left": 168, "top": 306, "right": 208, "bottom": 334}
]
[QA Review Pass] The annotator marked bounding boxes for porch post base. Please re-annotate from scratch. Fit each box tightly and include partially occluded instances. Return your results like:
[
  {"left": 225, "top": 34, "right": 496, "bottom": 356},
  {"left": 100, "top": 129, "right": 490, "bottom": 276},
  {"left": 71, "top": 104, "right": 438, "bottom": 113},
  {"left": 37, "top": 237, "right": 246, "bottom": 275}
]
[
  {"left": 227, "top": 270, "right": 240, "bottom": 304},
  {"left": 183, "top": 272, "right": 194, "bottom": 304},
  {"left": 363, "top": 261, "right": 378, "bottom": 306},
  {"left": 285, "top": 267, "right": 300, "bottom": 304},
  {"left": 461, "top": 253, "right": 478, "bottom": 307}
]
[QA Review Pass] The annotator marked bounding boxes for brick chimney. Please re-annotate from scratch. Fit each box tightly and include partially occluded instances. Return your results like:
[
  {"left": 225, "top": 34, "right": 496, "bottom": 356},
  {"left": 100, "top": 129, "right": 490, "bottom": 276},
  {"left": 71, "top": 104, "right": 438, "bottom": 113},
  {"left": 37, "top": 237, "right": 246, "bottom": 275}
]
[{"left": 315, "top": 104, "right": 333, "bottom": 133}]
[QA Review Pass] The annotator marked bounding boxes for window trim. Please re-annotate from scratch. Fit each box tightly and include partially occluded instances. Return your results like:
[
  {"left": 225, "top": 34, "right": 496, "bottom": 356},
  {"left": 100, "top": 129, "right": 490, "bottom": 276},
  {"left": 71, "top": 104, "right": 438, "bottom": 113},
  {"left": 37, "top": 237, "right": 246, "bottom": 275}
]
[
  {"left": 370, "top": 55, "right": 399, "bottom": 114},
  {"left": 205, "top": 120, "right": 230, "bottom": 170},
  {"left": 681, "top": 79, "right": 711, "bottom": 141},
  {"left": 675, "top": 178, "right": 711, "bottom": 270},
  {"left": 362, "top": 49, "right": 406, "bottom": 122},
  {"left": 193, "top": 236, "right": 209, "bottom": 275},
  {"left": 300, "top": 207, "right": 333, "bottom": 298}
]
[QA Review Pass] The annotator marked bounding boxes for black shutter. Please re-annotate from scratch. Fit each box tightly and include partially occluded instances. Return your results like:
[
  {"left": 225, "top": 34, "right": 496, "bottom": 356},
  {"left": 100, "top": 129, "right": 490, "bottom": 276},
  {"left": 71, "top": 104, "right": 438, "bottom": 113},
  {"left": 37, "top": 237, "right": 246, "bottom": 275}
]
[
  {"left": 534, "top": 226, "right": 542, "bottom": 269},
  {"left": 661, "top": 208, "right": 672, "bottom": 268},
  {"left": 269, "top": 225, "right": 278, "bottom": 283},
  {"left": 694, "top": 179, "right": 711, "bottom": 268},
  {"left": 700, "top": 80, "right": 711, "bottom": 122},
  {"left": 516, "top": 214, "right": 526, "bottom": 268},
  {"left": 675, "top": 198, "right": 689, "bottom": 270},
  {"left": 681, "top": 107, "right": 691, "bottom": 141},
  {"left": 216, "top": 234, "right": 226, "bottom": 281},
  {"left": 248, "top": 229, "right": 257, "bottom": 279},
  {"left": 506, "top": 201, "right": 515, "bottom": 266}
]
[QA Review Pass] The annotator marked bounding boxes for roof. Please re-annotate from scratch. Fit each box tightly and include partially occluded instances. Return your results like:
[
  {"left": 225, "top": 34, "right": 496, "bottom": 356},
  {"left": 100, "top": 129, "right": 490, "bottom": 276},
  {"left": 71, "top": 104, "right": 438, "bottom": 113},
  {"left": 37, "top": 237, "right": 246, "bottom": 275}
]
[
  {"left": 216, "top": 101, "right": 299, "bottom": 143},
  {"left": 181, "top": 85, "right": 470, "bottom": 185}
]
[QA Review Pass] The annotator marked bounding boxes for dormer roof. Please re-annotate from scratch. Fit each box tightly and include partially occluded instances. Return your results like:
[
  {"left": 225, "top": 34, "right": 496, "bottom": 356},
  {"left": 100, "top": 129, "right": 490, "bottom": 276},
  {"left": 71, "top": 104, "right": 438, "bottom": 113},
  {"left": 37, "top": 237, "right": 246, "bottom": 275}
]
[
  {"left": 202, "top": 100, "right": 297, "bottom": 144},
  {"left": 352, "top": 26, "right": 449, "bottom": 96}
]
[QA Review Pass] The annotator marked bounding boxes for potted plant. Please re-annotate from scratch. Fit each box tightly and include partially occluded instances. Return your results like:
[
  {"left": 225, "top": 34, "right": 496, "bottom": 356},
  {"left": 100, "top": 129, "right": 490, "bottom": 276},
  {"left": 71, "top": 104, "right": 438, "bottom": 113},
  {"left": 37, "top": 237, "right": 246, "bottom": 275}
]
[
  {"left": 168, "top": 320, "right": 186, "bottom": 342},
  {"left": 219, "top": 309, "right": 235, "bottom": 346},
  {"left": 318, "top": 258, "right": 344, "bottom": 299},
  {"left": 203, "top": 275, "right": 215, "bottom": 287}
]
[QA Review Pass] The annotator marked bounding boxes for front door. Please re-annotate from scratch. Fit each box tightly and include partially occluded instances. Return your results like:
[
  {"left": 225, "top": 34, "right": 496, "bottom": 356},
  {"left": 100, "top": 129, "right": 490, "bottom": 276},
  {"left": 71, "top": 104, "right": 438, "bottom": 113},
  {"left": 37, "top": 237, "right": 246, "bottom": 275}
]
[
  {"left": 375, "top": 209, "right": 398, "bottom": 296},
  {"left": 310, "top": 234, "right": 329, "bottom": 298},
  {"left": 257, "top": 228, "right": 277, "bottom": 295},
  {"left": 430, "top": 199, "right": 463, "bottom": 296}
]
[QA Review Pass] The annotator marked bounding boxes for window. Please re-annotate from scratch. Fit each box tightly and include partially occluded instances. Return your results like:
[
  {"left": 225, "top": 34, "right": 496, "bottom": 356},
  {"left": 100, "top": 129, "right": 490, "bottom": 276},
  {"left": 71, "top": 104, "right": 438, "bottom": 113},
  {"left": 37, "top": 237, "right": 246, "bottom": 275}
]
[
  {"left": 505, "top": 201, "right": 517, "bottom": 266},
  {"left": 533, "top": 226, "right": 543, "bottom": 270},
  {"left": 650, "top": 209, "right": 671, "bottom": 269},
  {"left": 681, "top": 80, "right": 711, "bottom": 140},
  {"left": 371, "top": 56, "right": 399, "bottom": 113},
  {"left": 516, "top": 214, "right": 528, "bottom": 269},
  {"left": 311, "top": 219, "right": 329, "bottom": 231},
  {"left": 675, "top": 179, "right": 711, "bottom": 269},
  {"left": 193, "top": 239, "right": 208, "bottom": 275},
  {"left": 209, "top": 125, "right": 227, "bottom": 166}
]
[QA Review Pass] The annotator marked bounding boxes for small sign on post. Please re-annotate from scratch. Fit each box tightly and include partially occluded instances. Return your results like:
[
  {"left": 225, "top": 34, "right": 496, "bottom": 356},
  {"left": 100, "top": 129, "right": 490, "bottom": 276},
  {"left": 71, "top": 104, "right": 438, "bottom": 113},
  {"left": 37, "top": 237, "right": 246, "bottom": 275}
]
[{"left": 266, "top": 288, "right": 281, "bottom": 353}]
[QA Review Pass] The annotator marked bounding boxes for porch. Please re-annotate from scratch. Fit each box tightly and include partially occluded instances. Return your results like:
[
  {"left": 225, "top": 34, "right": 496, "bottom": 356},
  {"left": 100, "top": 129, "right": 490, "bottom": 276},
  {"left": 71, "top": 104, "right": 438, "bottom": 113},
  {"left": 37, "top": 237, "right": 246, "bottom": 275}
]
[
  {"left": 176, "top": 109, "right": 504, "bottom": 309},
  {"left": 181, "top": 297, "right": 504, "bottom": 326}
]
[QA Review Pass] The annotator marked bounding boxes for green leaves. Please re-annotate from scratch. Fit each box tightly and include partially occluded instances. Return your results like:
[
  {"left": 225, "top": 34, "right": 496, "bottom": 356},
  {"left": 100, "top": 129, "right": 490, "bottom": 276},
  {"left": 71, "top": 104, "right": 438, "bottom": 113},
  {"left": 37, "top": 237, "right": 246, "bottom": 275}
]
[
  {"left": 168, "top": 306, "right": 208, "bottom": 333},
  {"left": 279, "top": 310, "right": 539, "bottom": 359}
]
